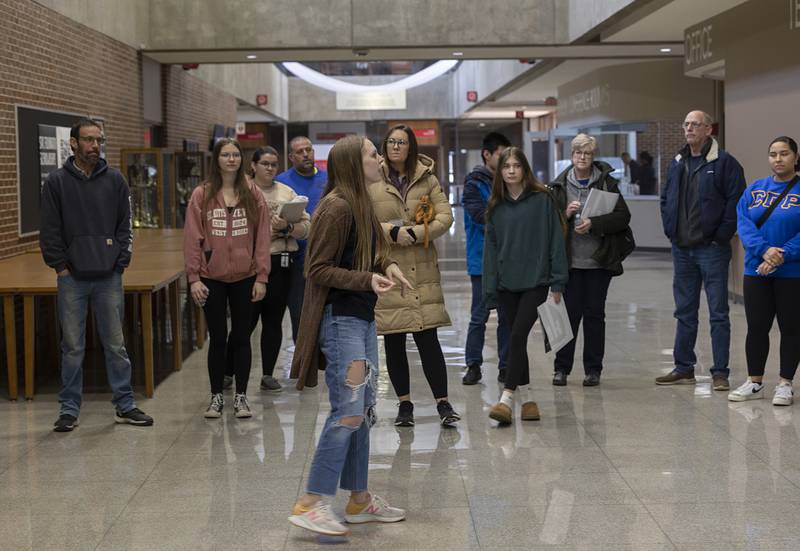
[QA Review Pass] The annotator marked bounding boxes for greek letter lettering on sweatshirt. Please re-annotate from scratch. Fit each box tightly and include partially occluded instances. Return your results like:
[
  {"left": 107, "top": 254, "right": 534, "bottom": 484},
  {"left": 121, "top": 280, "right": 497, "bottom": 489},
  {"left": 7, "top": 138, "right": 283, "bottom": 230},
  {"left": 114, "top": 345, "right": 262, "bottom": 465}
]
[
  {"left": 183, "top": 183, "right": 271, "bottom": 284},
  {"left": 737, "top": 175, "right": 800, "bottom": 278}
]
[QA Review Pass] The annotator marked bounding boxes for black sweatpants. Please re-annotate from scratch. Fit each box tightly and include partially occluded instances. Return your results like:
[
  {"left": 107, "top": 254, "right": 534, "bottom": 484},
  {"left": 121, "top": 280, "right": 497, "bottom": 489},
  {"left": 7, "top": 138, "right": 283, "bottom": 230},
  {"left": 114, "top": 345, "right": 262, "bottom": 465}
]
[
  {"left": 202, "top": 275, "right": 255, "bottom": 395},
  {"left": 743, "top": 275, "right": 800, "bottom": 381},
  {"left": 497, "top": 286, "right": 549, "bottom": 391},
  {"left": 385, "top": 328, "right": 448, "bottom": 399},
  {"left": 226, "top": 255, "right": 291, "bottom": 379},
  {"left": 554, "top": 269, "right": 613, "bottom": 375}
]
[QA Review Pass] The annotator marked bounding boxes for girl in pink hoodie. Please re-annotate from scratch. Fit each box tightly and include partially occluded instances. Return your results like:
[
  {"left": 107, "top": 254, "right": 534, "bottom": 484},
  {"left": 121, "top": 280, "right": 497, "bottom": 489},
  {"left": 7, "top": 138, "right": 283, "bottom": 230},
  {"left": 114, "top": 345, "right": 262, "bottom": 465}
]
[{"left": 184, "top": 138, "right": 270, "bottom": 419}]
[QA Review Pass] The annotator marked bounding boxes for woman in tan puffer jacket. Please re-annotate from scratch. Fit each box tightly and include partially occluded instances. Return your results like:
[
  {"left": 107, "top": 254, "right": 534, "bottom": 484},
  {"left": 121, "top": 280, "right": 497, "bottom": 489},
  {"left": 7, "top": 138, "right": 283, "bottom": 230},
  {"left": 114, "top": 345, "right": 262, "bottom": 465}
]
[{"left": 368, "top": 124, "right": 459, "bottom": 428}]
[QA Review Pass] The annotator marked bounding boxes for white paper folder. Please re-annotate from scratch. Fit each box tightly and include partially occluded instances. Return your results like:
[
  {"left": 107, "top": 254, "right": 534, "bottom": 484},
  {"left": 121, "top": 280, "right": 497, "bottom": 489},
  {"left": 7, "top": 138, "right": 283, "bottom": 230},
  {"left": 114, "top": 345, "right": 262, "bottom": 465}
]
[
  {"left": 580, "top": 188, "right": 619, "bottom": 219},
  {"left": 537, "top": 296, "right": 574, "bottom": 354},
  {"left": 277, "top": 196, "right": 309, "bottom": 223}
]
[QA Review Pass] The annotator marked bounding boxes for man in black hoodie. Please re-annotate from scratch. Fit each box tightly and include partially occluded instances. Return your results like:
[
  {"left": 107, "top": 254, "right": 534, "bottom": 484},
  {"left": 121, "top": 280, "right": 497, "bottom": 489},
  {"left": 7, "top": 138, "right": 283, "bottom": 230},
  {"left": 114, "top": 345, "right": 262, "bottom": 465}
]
[{"left": 40, "top": 119, "right": 153, "bottom": 432}]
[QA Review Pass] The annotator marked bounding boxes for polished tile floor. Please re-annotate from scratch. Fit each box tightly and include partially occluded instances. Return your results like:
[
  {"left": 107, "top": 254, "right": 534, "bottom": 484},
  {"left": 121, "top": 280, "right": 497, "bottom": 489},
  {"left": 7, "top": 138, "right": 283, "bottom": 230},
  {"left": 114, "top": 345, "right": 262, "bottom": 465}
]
[{"left": 2, "top": 208, "right": 799, "bottom": 550}]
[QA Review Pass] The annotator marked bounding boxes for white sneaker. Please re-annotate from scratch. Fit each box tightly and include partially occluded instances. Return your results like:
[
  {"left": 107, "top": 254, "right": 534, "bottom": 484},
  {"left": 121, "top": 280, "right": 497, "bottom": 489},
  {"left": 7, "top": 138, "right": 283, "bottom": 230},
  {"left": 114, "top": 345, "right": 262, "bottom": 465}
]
[
  {"left": 773, "top": 383, "right": 794, "bottom": 406},
  {"left": 204, "top": 393, "right": 224, "bottom": 418},
  {"left": 728, "top": 379, "right": 764, "bottom": 402},
  {"left": 289, "top": 502, "right": 350, "bottom": 536},
  {"left": 233, "top": 393, "right": 252, "bottom": 418},
  {"left": 344, "top": 494, "right": 406, "bottom": 524}
]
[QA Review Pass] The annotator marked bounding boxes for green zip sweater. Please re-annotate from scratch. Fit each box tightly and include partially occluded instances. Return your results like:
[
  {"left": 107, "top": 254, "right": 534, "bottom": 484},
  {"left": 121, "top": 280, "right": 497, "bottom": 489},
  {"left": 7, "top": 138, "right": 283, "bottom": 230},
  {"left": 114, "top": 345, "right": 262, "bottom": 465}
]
[{"left": 483, "top": 189, "right": 568, "bottom": 308}]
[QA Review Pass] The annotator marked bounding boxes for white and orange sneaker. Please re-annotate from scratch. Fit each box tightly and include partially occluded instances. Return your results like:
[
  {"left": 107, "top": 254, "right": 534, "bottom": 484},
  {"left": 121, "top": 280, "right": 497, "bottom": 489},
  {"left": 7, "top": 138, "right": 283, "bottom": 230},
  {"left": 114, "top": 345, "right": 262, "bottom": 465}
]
[
  {"left": 288, "top": 502, "right": 349, "bottom": 536},
  {"left": 344, "top": 494, "right": 406, "bottom": 524}
]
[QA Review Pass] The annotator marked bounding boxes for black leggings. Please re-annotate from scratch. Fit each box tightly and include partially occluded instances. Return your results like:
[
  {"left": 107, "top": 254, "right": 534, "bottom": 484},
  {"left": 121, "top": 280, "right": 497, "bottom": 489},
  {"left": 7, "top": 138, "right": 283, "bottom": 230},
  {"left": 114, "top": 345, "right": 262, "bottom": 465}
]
[
  {"left": 226, "top": 257, "right": 291, "bottom": 378},
  {"left": 743, "top": 276, "right": 800, "bottom": 381},
  {"left": 202, "top": 276, "right": 254, "bottom": 394},
  {"left": 497, "top": 287, "right": 549, "bottom": 391},
  {"left": 384, "top": 328, "right": 448, "bottom": 399}
]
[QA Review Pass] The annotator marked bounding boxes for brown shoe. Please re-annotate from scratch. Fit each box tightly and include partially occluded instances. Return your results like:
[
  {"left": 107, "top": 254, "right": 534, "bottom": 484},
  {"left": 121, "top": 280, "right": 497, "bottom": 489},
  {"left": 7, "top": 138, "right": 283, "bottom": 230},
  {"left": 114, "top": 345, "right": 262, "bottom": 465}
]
[
  {"left": 712, "top": 376, "right": 730, "bottom": 391},
  {"left": 655, "top": 371, "right": 696, "bottom": 385},
  {"left": 489, "top": 402, "right": 512, "bottom": 424},
  {"left": 520, "top": 401, "right": 540, "bottom": 421}
]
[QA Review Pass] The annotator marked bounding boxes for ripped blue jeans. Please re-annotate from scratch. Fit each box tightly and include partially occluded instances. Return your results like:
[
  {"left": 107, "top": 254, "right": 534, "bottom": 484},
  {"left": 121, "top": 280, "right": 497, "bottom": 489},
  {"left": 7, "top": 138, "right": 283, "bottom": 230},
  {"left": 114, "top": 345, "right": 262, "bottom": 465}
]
[{"left": 307, "top": 305, "right": 378, "bottom": 496}]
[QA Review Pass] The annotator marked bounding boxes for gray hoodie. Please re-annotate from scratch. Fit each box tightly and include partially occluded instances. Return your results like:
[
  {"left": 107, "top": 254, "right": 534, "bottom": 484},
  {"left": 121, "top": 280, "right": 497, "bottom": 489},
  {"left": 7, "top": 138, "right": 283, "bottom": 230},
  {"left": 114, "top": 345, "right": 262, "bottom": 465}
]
[{"left": 566, "top": 166, "right": 602, "bottom": 269}]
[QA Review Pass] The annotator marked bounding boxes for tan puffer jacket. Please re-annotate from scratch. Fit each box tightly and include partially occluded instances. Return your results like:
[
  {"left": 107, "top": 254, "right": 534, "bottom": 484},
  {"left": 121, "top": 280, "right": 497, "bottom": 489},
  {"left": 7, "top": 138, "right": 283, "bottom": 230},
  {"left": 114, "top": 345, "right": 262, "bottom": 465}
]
[{"left": 368, "top": 154, "right": 453, "bottom": 334}]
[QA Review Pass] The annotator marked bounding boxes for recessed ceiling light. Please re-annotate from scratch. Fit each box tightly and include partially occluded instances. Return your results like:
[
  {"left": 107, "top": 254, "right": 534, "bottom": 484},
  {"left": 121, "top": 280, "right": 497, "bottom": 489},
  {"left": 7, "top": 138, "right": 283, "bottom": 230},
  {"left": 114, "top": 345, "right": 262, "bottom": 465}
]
[
  {"left": 452, "top": 52, "right": 464, "bottom": 56},
  {"left": 246, "top": 54, "right": 257, "bottom": 60},
  {"left": 660, "top": 48, "right": 672, "bottom": 53},
  {"left": 478, "top": 122, "right": 486, "bottom": 127}
]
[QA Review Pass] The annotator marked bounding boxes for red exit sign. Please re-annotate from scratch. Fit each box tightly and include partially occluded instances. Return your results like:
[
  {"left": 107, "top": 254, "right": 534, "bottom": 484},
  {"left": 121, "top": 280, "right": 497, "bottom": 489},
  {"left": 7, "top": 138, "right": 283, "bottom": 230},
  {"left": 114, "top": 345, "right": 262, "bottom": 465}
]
[{"left": 413, "top": 128, "right": 436, "bottom": 138}]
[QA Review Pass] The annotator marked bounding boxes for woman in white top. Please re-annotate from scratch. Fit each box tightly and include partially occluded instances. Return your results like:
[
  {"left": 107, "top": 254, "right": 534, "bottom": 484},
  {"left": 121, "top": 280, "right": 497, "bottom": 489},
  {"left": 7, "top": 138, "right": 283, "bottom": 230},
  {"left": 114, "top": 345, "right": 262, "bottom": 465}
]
[{"left": 225, "top": 146, "right": 311, "bottom": 392}]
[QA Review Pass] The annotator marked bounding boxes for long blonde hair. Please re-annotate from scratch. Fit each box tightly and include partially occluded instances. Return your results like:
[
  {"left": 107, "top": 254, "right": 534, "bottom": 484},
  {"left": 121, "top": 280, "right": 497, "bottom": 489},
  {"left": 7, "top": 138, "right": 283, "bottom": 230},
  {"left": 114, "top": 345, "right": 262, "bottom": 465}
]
[{"left": 307, "top": 135, "right": 389, "bottom": 273}]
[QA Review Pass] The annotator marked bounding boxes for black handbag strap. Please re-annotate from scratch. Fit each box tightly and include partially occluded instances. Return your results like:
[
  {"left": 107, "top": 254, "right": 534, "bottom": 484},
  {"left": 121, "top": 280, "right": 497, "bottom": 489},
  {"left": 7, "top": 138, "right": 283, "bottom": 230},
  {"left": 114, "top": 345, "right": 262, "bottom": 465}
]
[{"left": 756, "top": 175, "right": 800, "bottom": 228}]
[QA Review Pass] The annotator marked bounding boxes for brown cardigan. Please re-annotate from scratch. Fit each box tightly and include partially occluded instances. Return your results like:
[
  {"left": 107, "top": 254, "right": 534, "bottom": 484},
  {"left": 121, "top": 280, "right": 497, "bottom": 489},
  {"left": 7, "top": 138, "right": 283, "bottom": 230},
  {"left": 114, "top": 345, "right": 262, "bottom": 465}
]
[{"left": 290, "top": 196, "right": 394, "bottom": 390}]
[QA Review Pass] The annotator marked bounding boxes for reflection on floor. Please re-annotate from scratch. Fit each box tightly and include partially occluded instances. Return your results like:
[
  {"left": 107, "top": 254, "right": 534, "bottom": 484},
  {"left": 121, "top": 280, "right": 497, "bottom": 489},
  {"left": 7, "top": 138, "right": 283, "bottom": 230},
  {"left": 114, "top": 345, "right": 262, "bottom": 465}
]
[{"left": 2, "top": 208, "right": 799, "bottom": 550}]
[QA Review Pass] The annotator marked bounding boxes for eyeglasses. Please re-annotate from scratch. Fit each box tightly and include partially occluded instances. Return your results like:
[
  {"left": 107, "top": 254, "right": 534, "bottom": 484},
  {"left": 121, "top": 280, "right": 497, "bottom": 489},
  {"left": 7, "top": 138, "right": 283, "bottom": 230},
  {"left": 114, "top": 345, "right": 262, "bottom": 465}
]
[
  {"left": 219, "top": 152, "right": 242, "bottom": 159},
  {"left": 387, "top": 138, "right": 409, "bottom": 147},
  {"left": 682, "top": 121, "right": 708, "bottom": 129},
  {"left": 572, "top": 150, "right": 594, "bottom": 158},
  {"left": 79, "top": 136, "right": 106, "bottom": 145},
  {"left": 257, "top": 161, "right": 278, "bottom": 168}
]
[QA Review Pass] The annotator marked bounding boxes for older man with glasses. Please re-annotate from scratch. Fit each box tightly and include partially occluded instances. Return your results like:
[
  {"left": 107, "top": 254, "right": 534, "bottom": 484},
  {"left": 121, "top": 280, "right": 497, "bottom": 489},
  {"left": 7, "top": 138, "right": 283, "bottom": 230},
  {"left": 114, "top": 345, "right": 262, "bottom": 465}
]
[{"left": 656, "top": 110, "right": 746, "bottom": 391}]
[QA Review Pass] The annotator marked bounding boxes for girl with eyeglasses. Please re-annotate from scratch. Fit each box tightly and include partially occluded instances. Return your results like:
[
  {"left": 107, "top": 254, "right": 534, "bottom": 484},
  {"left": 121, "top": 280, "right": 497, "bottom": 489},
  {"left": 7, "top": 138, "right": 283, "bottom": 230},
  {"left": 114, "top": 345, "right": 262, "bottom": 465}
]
[
  {"left": 184, "top": 138, "right": 271, "bottom": 419},
  {"left": 369, "top": 124, "right": 460, "bottom": 428},
  {"left": 223, "top": 146, "right": 311, "bottom": 393},
  {"left": 484, "top": 148, "right": 568, "bottom": 424},
  {"left": 289, "top": 135, "right": 411, "bottom": 536},
  {"left": 729, "top": 136, "right": 800, "bottom": 406}
]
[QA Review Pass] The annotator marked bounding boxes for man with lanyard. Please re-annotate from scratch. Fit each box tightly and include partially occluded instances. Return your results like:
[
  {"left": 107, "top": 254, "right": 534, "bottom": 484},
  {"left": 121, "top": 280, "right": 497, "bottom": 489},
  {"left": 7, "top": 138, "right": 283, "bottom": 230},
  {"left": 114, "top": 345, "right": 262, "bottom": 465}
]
[{"left": 276, "top": 136, "right": 328, "bottom": 343}]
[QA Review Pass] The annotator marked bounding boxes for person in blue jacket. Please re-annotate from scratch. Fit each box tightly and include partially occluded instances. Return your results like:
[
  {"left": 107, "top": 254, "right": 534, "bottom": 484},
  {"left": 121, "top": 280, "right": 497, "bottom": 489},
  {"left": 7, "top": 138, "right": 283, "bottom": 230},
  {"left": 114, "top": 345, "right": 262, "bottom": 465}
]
[
  {"left": 728, "top": 136, "right": 800, "bottom": 406},
  {"left": 461, "top": 132, "right": 511, "bottom": 385},
  {"left": 656, "top": 110, "right": 746, "bottom": 391}
]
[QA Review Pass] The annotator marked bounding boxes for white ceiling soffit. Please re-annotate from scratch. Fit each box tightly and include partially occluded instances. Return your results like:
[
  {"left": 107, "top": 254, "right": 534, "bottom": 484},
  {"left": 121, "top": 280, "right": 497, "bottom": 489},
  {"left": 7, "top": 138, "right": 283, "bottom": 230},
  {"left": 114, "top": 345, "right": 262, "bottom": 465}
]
[
  {"left": 603, "top": 0, "right": 751, "bottom": 42},
  {"left": 142, "top": 43, "right": 683, "bottom": 65}
]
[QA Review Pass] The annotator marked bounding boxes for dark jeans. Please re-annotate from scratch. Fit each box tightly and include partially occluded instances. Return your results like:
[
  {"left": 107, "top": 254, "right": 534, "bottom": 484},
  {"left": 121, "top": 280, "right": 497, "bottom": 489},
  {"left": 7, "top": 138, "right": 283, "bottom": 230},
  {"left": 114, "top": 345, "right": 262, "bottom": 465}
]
[
  {"left": 385, "top": 328, "right": 448, "bottom": 399},
  {"left": 287, "top": 250, "right": 306, "bottom": 343},
  {"left": 743, "top": 276, "right": 800, "bottom": 381},
  {"left": 465, "top": 275, "right": 509, "bottom": 370},
  {"left": 497, "top": 286, "right": 549, "bottom": 391},
  {"left": 554, "top": 269, "right": 613, "bottom": 375},
  {"left": 202, "top": 276, "right": 255, "bottom": 394},
  {"left": 671, "top": 243, "right": 731, "bottom": 377},
  {"left": 226, "top": 256, "right": 291, "bottom": 378}
]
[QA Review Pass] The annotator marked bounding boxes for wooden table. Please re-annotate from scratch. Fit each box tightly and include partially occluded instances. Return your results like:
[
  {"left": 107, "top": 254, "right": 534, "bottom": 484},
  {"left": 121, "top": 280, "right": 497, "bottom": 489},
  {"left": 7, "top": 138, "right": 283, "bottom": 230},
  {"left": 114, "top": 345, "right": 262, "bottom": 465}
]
[{"left": 0, "top": 229, "right": 196, "bottom": 400}]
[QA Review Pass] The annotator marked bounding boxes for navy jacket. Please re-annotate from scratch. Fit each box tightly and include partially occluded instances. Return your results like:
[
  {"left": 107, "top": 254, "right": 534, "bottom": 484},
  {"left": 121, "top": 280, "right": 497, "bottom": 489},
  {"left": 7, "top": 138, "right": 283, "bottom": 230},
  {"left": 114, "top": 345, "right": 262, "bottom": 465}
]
[
  {"left": 660, "top": 138, "right": 746, "bottom": 245},
  {"left": 462, "top": 165, "right": 493, "bottom": 276},
  {"left": 40, "top": 157, "right": 132, "bottom": 279}
]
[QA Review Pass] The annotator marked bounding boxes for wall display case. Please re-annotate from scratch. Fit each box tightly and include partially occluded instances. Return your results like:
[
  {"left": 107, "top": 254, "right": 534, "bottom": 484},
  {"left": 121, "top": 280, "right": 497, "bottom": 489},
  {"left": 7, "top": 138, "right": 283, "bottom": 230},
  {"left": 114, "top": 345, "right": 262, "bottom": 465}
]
[
  {"left": 174, "top": 151, "right": 208, "bottom": 228},
  {"left": 121, "top": 149, "right": 174, "bottom": 228}
]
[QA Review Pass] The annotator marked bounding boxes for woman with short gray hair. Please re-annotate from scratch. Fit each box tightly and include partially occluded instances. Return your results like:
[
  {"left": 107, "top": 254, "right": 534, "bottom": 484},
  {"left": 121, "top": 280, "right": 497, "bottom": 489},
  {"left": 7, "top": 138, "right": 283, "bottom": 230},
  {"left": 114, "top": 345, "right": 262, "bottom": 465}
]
[{"left": 548, "top": 133, "right": 633, "bottom": 387}]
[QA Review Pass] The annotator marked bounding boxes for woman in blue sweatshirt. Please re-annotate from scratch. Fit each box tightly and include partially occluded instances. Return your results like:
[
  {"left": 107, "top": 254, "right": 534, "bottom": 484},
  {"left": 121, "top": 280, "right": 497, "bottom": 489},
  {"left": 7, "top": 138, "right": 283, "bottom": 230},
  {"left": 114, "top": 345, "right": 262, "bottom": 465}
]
[
  {"left": 484, "top": 148, "right": 568, "bottom": 424},
  {"left": 729, "top": 136, "right": 800, "bottom": 406}
]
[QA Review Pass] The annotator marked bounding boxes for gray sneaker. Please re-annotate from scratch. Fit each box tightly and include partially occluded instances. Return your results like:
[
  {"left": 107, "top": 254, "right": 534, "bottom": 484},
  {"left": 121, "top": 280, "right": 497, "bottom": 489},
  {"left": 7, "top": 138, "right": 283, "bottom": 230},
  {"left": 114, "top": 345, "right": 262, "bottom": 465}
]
[
  {"left": 204, "top": 393, "right": 224, "bottom": 418},
  {"left": 260, "top": 375, "right": 283, "bottom": 393}
]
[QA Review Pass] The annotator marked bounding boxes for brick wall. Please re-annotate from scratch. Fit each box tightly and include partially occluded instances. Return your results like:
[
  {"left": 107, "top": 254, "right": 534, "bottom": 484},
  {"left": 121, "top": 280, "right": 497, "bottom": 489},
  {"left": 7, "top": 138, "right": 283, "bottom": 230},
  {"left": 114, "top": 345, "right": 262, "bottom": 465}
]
[
  {"left": 162, "top": 65, "right": 237, "bottom": 151},
  {"left": 637, "top": 120, "right": 686, "bottom": 192},
  {"left": 0, "top": 0, "right": 145, "bottom": 259},
  {"left": 0, "top": 1, "right": 239, "bottom": 260}
]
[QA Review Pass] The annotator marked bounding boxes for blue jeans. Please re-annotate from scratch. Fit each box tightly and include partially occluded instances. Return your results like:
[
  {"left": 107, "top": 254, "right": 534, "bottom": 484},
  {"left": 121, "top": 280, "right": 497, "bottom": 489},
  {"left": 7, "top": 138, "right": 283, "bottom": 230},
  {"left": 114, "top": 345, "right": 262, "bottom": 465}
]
[
  {"left": 57, "top": 272, "right": 136, "bottom": 417},
  {"left": 465, "top": 275, "right": 509, "bottom": 370},
  {"left": 307, "top": 306, "right": 378, "bottom": 496},
  {"left": 671, "top": 243, "right": 732, "bottom": 377}
]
